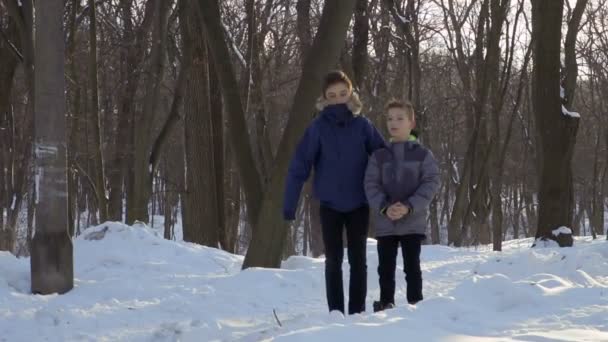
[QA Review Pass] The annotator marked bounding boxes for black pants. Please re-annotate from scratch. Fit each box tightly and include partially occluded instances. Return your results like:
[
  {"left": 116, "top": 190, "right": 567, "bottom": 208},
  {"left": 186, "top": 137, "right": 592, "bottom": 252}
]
[
  {"left": 377, "top": 234, "right": 424, "bottom": 305},
  {"left": 320, "top": 204, "right": 369, "bottom": 315}
]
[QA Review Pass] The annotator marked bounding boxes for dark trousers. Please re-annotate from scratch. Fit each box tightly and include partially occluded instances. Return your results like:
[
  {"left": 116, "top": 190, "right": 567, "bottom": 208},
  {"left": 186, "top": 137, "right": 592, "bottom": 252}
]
[
  {"left": 320, "top": 204, "right": 369, "bottom": 315},
  {"left": 377, "top": 234, "right": 424, "bottom": 305}
]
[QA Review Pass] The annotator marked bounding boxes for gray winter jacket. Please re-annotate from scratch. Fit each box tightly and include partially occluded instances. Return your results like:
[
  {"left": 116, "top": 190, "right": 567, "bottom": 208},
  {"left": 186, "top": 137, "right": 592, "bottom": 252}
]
[{"left": 364, "top": 140, "right": 440, "bottom": 237}]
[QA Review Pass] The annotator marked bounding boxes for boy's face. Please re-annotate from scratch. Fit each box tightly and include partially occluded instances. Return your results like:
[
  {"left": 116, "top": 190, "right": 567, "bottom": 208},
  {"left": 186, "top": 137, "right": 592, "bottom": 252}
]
[
  {"left": 386, "top": 107, "right": 414, "bottom": 139},
  {"left": 324, "top": 82, "right": 351, "bottom": 105}
]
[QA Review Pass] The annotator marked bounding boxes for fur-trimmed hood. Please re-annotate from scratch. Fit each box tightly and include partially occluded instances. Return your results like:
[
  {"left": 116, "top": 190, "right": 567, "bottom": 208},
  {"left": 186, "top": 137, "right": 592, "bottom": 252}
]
[{"left": 315, "top": 92, "right": 363, "bottom": 115}]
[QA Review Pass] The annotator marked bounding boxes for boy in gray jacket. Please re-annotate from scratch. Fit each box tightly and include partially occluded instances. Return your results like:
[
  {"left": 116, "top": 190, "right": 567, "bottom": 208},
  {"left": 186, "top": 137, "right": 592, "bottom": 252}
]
[{"left": 364, "top": 100, "right": 440, "bottom": 312}]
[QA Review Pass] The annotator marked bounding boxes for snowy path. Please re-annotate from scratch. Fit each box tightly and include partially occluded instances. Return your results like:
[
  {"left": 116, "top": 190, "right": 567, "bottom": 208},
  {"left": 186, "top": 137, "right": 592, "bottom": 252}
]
[{"left": 1, "top": 223, "right": 607, "bottom": 341}]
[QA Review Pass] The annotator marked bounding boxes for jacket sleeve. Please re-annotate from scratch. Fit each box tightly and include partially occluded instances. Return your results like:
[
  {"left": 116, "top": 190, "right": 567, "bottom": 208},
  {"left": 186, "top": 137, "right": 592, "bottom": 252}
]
[
  {"left": 405, "top": 150, "right": 441, "bottom": 214},
  {"left": 364, "top": 153, "right": 389, "bottom": 213},
  {"left": 283, "top": 124, "right": 320, "bottom": 220},
  {"left": 364, "top": 118, "right": 387, "bottom": 154}
]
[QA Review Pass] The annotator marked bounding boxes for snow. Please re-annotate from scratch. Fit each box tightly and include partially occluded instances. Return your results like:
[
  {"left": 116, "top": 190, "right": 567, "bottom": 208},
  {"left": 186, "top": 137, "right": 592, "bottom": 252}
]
[
  {"left": 562, "top": 105, "right": 581, "bottom": 118},
  {"left": 1, "top": 222, "right": 608, "bottom": 341},
  {"left": 396, "top": 13, "right": 410, "bottom": 25},
  {"left": 553, "top": 226, "right": 573, "bottom": 236},
  {"left": 221, "top": 22, "right": 246, "bottom": 68}
]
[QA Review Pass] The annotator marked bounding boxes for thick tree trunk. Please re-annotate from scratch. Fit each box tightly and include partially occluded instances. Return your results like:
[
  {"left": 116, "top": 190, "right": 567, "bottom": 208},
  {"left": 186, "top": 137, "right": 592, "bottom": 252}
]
[
  {"left": 180, "top": 0, "right": 220, "bottom": 247},
  {"left": 2, "top": 0, "right": 34, "bottom": 251},
  {"left": 295, "top": 0, "right": 323, "bottom": 257},
  {"left": 531, "top": 0, "right": 579, "bottom": 247},
  {"left": 30, "top": 0, "right": 74, "bottom": 295},
  {"left": 0, "top": 17, "right": 19, "bottom": 252},
  {"left": 243, "top": 0, "right": 358, "bottom": 268}
]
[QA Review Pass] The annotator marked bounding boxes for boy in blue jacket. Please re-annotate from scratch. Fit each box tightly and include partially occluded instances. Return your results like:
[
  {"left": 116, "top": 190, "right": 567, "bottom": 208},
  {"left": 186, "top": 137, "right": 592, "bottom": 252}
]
[
  {"left": 364, "top": 100, "right": 440, "bottom": 312},
  {"left": 283, "top": 71, "right": 386, "bottom": 315}
]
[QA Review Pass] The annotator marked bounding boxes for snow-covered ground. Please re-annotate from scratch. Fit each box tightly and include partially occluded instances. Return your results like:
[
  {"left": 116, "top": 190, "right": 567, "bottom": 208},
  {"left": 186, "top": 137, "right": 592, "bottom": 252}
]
[{"left": 1, "top": 222, "right": 607, "bottom": 342}]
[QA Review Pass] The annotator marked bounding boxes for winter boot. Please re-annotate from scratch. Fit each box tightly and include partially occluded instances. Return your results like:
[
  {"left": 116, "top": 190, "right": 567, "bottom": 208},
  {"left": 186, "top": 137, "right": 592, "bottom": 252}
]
[{"left": 373, "top": 300, "right": 395, "bottom": 312}]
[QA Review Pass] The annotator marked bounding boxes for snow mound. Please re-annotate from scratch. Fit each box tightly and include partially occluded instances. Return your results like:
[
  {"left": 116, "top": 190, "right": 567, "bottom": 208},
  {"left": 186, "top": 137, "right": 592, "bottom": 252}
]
[{"left": 1, "top": 224, "right": 607, "bottom": 341}]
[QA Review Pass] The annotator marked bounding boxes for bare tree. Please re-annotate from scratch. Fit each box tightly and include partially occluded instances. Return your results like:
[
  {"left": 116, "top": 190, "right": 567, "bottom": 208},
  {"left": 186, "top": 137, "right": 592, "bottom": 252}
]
[
  {"left": 30, "top": 0, "right": 73, "bottom": 294},
  {"left": 87, "top": 0, "right": 109, "bottom": 223},
  {"left": 128, "top": 0, "right": 171, "bottom": 224},
  {"left": 531, "top": 0, "right": 586, "bottom": 247},
  {"left": 178, "top": 0, "right": 222, "bottom": 247}
]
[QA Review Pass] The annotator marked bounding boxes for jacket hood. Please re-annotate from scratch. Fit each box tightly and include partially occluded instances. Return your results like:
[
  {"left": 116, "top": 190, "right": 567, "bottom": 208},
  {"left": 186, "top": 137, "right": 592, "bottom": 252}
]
[{"left": 315, "top": 92, "right": 363, "bottom": 115}]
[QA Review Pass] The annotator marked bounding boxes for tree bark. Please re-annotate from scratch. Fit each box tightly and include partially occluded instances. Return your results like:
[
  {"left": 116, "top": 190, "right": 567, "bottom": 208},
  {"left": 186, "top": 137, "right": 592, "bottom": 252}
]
[
  {"left": 197, "top": 0, "right": 264, "bottom": 229},
  {"left": 128, "top": 0, "right": 170, "bottom": 224},
  {"left": 87, "top": 0, "right": 108, "bottom": 223},
  {"left": 180, "top": 0, "right": 221, "bottom": 247},
  {"left": 30, "top": 0, "right": 74, "bottom": 295},
  {"left": 2, "top": 0, "right": 34, "bottom": 251},
  {"left": 242, "top": 0, "right": 358, "bottom": 268},
  {"left": 296, "top": 0, "right": 313, "bottom": 60},
  {"left": 531, "top": 0, "right": 579, "bottom": 247},
  {"left": 208, "top": 51, "right": 228, "bottom": 251},
  {"left": 108, "top": 0, "right": 156, "bottom": 222},
  {"left": 0, "top": 17, "right": 19, "bottom": 252},
  {"left": 352, "top": 0, "right": 369, "bottom": 90}
]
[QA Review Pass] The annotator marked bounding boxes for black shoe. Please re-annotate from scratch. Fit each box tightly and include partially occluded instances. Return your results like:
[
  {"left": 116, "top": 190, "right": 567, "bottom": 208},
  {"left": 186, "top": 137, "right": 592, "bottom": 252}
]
[{"left": 373, "top": 300, "right": 395, "bottom": 312}]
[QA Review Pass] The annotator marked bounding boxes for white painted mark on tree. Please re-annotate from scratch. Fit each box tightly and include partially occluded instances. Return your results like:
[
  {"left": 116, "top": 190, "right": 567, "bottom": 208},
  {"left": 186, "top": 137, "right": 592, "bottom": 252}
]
[
  {"left": 35, "top": 167, "right": 41, "bottom": 205},
  {"left": 35, "top": 144, "right": 59, "bottom": 158}
]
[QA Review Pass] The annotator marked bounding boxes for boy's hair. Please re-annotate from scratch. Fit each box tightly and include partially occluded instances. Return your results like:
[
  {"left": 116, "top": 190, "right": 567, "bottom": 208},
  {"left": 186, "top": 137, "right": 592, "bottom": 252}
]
[
  {"left": 322, "top": 71, "right": 353, "bottom": 98},
  {"left": 385, "top": 99, "right": 415, "bottom": 120}
]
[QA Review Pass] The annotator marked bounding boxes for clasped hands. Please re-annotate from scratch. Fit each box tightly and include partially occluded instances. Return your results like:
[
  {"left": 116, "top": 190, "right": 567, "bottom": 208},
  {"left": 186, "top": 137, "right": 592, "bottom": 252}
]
[{"left": 385, "top": 202, "right": 410, "bottom": 221}]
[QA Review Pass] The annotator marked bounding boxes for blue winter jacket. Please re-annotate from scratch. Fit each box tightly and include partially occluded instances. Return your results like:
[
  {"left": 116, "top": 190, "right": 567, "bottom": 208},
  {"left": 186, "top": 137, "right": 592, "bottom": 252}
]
[{"left": 283, "top": 103, "right": 386, "bottom": 220}]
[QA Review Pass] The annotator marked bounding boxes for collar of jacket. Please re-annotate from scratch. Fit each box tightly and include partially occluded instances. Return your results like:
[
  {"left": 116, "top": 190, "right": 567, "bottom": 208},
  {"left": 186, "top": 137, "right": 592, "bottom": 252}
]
[
  {"left": 389, "top": 134, "right": 418, "bottom": 143},
  {"left": 315, "top": 92, "right": 363, "bottom": 115}
]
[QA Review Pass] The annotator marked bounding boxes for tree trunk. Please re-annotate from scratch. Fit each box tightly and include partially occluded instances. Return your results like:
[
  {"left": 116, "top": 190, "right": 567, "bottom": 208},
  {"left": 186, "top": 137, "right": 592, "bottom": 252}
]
[
  {"left": 30, "top": 0, "right": 74, "bottom": 295},
  {"left": 223, "top": 153, "right": 240, "bottom": 254},
  {"left": 208, "top": 51, "right": 228, "bottom": 251},
  {"left": 180, "top": 0, "right": 220, "bottom": 247},
  {"left": 0, "top": 17, "right": 19, "bottom": 252},
  {"left": 296, "top": 0, "right": 313, "bottom": 60},
  {"left": 352, "top": 0, "right": 369, "bottom": 90},
  {"left": 242, "top": 0, "right": 273, "bottom": 185},
  {"left": 87, "top": 0, "right": 108, "bottom": 223},
  {"left": 242, "top": 0, "right": 358, "bottom": 268},
  {"left": 197, "top": 0, "right": 264, "bottom": 230},
  {"left": 531, "top": 0, "right": 579, "bottom": 247},
  {"left": 107, "top": 0, "right": 155, "bottom": 222},
  {"left": 295, "top": 0, "right": 323, "bottom": 258},
  {"left": 430, "top": 198, "right": 440, "bottom": 244},
  {"left": 128, "top": 0, "right": 170, "bottom": 224},
  {"left": 2, "top": 0, "right": 35, "bottom": 251}
]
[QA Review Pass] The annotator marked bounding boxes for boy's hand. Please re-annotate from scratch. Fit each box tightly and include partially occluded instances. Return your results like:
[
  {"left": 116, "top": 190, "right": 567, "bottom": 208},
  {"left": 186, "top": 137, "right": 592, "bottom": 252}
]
[
  {"left": 386, "top": 205, "right": 400, "bottom": 220},
  {"left": 386, "top": 203, "right": 405, "bottom": 220},
  {"left": 386, "top": 203, "right": 410, "bottom": 221},
  {"left": 394, "top": 202, "right": 410, "bottom": 216}
]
